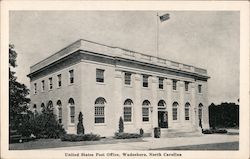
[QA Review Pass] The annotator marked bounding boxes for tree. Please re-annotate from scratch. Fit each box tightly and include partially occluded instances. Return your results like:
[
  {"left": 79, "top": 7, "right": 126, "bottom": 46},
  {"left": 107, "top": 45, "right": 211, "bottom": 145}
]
[
  {"left": 118, "top": 116, "right": 124, "bottom": 133},
  {"left": 77, "top": 112, "right": 85, "bottom": 135},
  {"left": 9, "top": 44, "right": 30, "bottom": 131}
]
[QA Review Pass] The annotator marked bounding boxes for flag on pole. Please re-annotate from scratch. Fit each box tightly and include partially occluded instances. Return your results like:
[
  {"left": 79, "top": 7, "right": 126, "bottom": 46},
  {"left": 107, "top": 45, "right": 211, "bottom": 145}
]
[{"left": 159, "top": 13, "right": 170, "bottom": 22}]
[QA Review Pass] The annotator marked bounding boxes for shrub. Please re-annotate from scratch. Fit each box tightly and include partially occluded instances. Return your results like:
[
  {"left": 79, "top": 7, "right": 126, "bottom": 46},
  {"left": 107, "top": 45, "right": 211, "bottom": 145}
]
[
  {"left": 77, "top": 112, "right": 85, "bottom": 135},
  {"left": 61, "top": 133, "right": 101, "bottom": 142},
  {"left": 28, "top": 106, "right": 66, "bottom": 139},
  {"left": 202, "top": 129, "right": 228, "bottom": 134},
  {"left": 119, "top": 116, "right": 124, "bottom": 133},
  {"left": 139, "top": 128, "right": 144, "bottom": 136},
  {"left": 114, "top": 132, "right": 142, "bottom": 139}
]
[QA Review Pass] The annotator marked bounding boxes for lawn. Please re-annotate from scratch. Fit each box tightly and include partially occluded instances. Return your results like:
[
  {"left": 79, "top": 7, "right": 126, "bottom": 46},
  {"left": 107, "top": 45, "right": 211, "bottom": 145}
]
[
  {"left": 152, "top": 142, "right": 239, "bottom": 150},
  {"left": 9, "top": 137, "right": 145, "bottom": 150}
]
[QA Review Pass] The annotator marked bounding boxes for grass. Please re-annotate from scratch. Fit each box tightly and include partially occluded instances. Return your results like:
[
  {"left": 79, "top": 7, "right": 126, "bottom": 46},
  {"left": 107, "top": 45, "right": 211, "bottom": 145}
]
[
  {"left": 9, "top": 137, "right": 145, "bottom": 150},
  {"left": 152, "top": 142, "right": 239, "bottom": 150}
]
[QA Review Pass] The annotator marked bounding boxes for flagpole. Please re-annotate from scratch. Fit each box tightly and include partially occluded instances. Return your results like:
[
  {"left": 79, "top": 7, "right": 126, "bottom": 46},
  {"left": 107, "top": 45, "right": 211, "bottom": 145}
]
[{"left": 156, "top": 12, "right": 159, "bottom": 57}]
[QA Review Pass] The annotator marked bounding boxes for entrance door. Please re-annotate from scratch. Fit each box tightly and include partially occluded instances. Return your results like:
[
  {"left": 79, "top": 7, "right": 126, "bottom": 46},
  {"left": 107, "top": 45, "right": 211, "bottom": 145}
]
[{"left": 158, "top": 111, "right": 168, "bottom": 128}]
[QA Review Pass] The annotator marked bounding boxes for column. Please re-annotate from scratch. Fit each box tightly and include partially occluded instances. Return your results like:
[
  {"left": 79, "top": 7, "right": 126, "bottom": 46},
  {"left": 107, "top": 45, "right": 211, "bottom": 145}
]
[
  {"left": 179, "top": 81, "right": 185, "bottom": 125},
  {"left": 151, "top": 76, "right": 158, "bottom": 128},
  {"left": 166, "top": 79, "right": 173, "bottom": 128},
  {"left": 134, "top": 73, "right": 142, "bottom": 130},
  {"left": 114, "top": 70, "right": 123, "bottom": 129},
  {"left": 190, "top": 82, "right": 197, "bottom": 127}
]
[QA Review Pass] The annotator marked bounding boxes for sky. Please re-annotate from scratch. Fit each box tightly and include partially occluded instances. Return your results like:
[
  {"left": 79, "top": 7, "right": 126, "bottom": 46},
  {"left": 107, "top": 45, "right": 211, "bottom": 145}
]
[{"left": 9, "top": 11, "right": 239, "bottom": 105}]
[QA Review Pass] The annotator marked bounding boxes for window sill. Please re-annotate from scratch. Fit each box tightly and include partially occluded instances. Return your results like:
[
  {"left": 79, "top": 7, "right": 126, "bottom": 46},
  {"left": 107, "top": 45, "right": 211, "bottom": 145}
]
[
  {"left": 94, "top": 123, "right": 106, "bottom": 126},
  {"left": 96, "top": 82, "right": 106, "bottom": 85},
  {"left": 57, "top": 86, "right": 62, "bottom": 89},
  {"left": 68, "top": 83, "right": 74, "bottom": 86},
  {"left": 158, "top": 88, "right": 165, "bottom": 91},
  {"left": 173, "top": 90, "right": 179, "bottom": 93},
  {"left": 142, "top": 122, "right": 152, "bottom": 125},
  {"left": 142, "top": 87, "right": 150, "bottom": 90},
  {"left": 124, "top": 84, "right": 132, "bottom": 88},
  {"left": 48, "top": 89, "right": 53, "bottom": 92},
  {"left": 68, "top": 124, "right": 75, "bottom": 127},
  {"left": 124, "top": 122, "right": 134, "bottom": 125}
]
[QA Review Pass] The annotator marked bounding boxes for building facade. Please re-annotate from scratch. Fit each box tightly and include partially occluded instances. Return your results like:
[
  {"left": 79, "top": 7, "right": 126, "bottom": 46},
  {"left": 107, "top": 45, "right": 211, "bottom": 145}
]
[{"left": 28, "top": 39, "right": 210, "bottom": 137}]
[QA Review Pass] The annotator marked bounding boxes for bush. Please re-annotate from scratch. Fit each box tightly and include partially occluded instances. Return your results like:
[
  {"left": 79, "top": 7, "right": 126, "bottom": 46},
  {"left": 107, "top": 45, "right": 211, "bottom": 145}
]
[
  {"left": 118, "top": 116, "right": 124, "bottom": 133},
  {"left": 139, "top": 128, "right": 144, "bottom": 136},
  {"left": 114, "top": 132, "right": 142, "bottom": 139},
  {"left": 77, "top": 112, "right": 85, "bottom": 135},
  {"left": 27, "top": 106, "right": 66, "bottom": 139},
  {"left": 202, "top": 129, "right": 228, "bottom": 134},
  {"left": 61, "top": 133, "right": 101, "bottom": 142}
]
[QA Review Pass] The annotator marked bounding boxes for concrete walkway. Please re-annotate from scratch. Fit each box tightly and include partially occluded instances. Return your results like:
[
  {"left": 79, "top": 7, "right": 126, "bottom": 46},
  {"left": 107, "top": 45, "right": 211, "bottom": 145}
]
[{"left": 47, "top": 134, "right": 239, "bottom": 150}]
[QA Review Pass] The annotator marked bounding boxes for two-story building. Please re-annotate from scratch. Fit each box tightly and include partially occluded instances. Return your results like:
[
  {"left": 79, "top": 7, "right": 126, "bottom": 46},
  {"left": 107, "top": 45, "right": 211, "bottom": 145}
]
[{"left": 27, "top": 39, "right": 210, "bottom": 137}]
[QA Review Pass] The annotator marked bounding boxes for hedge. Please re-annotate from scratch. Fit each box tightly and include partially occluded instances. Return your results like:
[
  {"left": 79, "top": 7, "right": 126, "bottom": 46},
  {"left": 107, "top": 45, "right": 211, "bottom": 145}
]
[
  {"left": 114, "top": 132, "right": 142, "bottom": 139},
  {"left": 61, "top": 133, "right": 101, "bottom": 142}
]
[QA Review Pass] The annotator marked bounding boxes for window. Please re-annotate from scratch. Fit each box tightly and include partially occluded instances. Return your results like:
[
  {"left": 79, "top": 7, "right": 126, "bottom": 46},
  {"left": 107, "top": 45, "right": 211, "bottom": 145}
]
[
  {"left": 158, "top": 100, "right": 166, "bottom": 107},
  {"left": 142, "top": 75, "right": 149, "bottom": 87},
  {"left": 57, "top": 74, "right": 62, "bottom": 87},
  {"left": 173, "top": 80, "right": 177, "bottom": 90},
  {"left": 47, "top": 100, "right": 53, "bottom": 110},
  {"left": 41, "top": 80, "right": 45, "bottom": 91},
  {"left": 69, "top": 98, "right": 75, "bottom": 124},
  {"left": 33, "top": 104, "right": 37, "bottom": 109},
  {"left": 49, "top": 77, "right": 53, "bottom": 90},
  {"left": 172, "top": 102, "right": 178, "bottom": 120},
  {"left": 185, "top": 103, "right": 190, "bottom": 120},
  {"left": 34, "top": 83, "right": 37, "bottom": 94},
  {"left": 69, "top": 70, "right": 74, "bottom": 84},
  {"left": 198, "top": 103, "right": 203, "bottom": 120},
  {"left": 96, "top": 69, "right": 104, "bottom": 83},
  {"left": 57, "top": 100, "right": 62, "bottom": 124},
  {"left": 94, "top": 97, "right": 106, "bottom": 123},
  {"left": 124, "top": 99, "right": 133, "bottom": 122},
  {"left": 198, "top": 84, "right": 202, "bottom": 93},
  {"left": 159, "top": 78, "right": 164, "bottom": 89},
  {"left": 41, "top": 103, "right": 45, "bottom": 112},
  {"left": 124, "top": 73, "right": 131, "bottom": 85},
  {"left": 185, "top": 82, "right": 189, "bottom": 91},
  {"left": 142, "top": 100, "right": 150, "bottom": 122}
]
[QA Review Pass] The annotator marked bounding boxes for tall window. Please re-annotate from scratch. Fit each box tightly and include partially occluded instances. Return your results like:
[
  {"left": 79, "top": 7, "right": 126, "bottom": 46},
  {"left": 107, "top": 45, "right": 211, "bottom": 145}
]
[
  {"left": 173, "top": 80, "right": 177, "bottom": 90},
  {"left": 57, "top": 74, "right": 62, "bottom": 87},
  {"left": 142, "top": 100, "right": 150, "bottom": 122},
  {"left": 34, "top": 83, "right": 37, "bottom": 94},
  {"left": 172, "top": 102, "right": 178, "bottom": 120},
  {"left": 41, "top": 103, "right": 45, "bottom": 112},
  {"left": 94, "top": 97, "right": 106, "bottom": 123},
  {"left": 69, "top": 70, "right": 74, "bottom": 84},
  {"left": 159, "top": 78, "right": 164, "bottom": 89},
  {"left": 69, "top": 98, "right": 75, "bottom": 124},
  {"left": 142, "top": 75, "right": 149, "bottom": 87},
  {"left": 185, "top": 82, "right": 189, "bottom": 91},
  {"left": 124, "top": 99, "right": 133, "bottom": 122},
  {"left": 57, "top": 100, "right": 62, "bottom": 124},
  {"left": 49, "top": 77, "right": 53, "bottom": 90},
  {"left": 124, "top": 73, "right": 131, "bottom": 85},
  {"left": 198, "top": 84, "right": 202, "bottom": 93},
  {"left": 185, "top": 103, "right": 190, "bottom": 120},
  {"left": 198, "top": 103, "right": 203, "bottom": 120},
  {"left": 41, "top": 80, "right": 45, "bottom": 91},
  {"left": 96, "top": 69, "right": 104, "bottom": 83},
  {"left": 47, "top": 101, "right": 53, "bottom": 111}
]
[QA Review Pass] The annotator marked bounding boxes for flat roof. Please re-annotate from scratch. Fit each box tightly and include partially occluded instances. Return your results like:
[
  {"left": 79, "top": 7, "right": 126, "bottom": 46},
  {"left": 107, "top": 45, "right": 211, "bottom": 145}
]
[{"left": 30, "top": 39, "right": 208, "bottom": 76}]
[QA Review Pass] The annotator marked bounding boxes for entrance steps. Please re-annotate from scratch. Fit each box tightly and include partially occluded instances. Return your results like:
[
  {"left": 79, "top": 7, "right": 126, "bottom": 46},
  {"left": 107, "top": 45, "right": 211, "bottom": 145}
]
[{"left": 160, "top": 127, "right": 202, "bottom": 138}]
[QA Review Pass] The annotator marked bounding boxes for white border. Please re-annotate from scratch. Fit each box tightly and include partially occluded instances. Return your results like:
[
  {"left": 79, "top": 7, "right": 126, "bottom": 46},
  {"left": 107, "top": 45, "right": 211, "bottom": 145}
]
[{"left": 1, "top": 1, "right": 249, "bottom": 159}]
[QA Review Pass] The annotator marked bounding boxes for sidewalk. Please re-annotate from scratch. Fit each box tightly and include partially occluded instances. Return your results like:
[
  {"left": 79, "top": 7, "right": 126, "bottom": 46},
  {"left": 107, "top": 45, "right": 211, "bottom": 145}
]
[{"left": 47, "top": 134, "right": 239, "bottom": 150}]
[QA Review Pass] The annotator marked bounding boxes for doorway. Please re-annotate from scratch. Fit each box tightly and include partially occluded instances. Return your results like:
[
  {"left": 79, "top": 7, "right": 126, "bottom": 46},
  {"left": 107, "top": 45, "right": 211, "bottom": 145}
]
[{"left": 158, "top": 111, "right": 168, "bottom": 128}]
